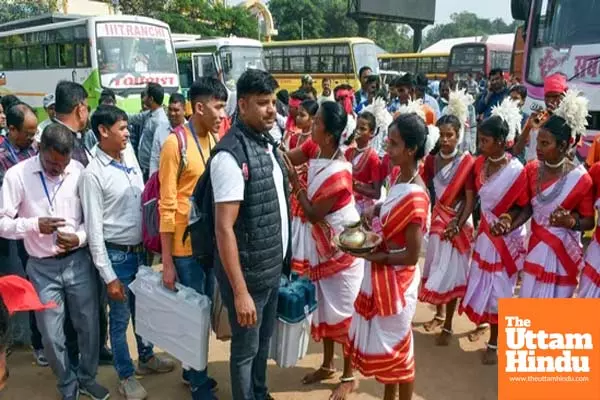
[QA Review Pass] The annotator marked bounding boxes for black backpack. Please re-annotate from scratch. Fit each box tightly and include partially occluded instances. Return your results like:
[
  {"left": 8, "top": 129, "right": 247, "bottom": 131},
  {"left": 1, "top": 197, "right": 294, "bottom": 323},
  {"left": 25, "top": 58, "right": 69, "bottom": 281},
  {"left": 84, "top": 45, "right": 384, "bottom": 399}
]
[{"left": 184, "top": 146, "right": 248, "bottom": 267}]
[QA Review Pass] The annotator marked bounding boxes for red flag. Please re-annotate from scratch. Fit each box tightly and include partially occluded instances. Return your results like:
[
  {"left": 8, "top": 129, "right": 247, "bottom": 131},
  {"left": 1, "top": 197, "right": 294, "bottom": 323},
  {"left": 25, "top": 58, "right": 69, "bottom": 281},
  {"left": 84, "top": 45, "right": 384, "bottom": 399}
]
[{"left": 0, "top": 275, "right": 56, "bottom": 314}]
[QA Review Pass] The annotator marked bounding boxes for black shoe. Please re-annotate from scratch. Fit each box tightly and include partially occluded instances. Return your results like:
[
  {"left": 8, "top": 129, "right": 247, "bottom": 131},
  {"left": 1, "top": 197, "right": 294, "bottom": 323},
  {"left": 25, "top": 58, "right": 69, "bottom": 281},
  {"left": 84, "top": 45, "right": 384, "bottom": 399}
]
[
  {"left": 99, "top": 347, "right": 113, "bottom": 366},
  {"left": 208, "top": 377, "right": 218, "bottom": 391},
  {"left": 79, "top": 382, "right": 109, "bottom": 400}
]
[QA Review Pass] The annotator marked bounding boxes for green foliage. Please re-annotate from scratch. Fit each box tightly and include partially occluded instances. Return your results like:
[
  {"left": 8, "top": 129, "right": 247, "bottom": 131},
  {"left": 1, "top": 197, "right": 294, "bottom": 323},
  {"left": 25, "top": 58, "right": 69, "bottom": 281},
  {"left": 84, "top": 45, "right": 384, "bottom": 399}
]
[
  {"left": 0, "top": 0, "right": 51, "bottom": 24},
  {"left": 424, "top": 11, "right": 521, "bottom": 47},
  {"left": 268, "top": 0, "right": 325, "bottom": 40}
]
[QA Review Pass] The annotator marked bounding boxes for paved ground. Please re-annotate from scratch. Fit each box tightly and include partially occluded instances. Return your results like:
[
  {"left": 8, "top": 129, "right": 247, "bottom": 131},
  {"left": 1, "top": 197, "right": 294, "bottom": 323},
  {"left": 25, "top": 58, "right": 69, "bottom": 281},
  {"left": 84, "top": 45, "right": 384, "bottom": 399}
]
[{"left": 3, "top": 299, "right": 498, "bottom": 400}]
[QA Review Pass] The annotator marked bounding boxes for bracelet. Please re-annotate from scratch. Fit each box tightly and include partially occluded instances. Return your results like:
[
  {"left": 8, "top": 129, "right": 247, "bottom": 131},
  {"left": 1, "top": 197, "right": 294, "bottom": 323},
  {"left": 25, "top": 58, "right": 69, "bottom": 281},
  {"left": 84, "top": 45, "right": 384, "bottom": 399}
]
[
  {"left": 293, "top": 187, "right": 306, "bottom": 198},
  {"left": 499, "top": 213, "right": 512, "bottom": 224}
]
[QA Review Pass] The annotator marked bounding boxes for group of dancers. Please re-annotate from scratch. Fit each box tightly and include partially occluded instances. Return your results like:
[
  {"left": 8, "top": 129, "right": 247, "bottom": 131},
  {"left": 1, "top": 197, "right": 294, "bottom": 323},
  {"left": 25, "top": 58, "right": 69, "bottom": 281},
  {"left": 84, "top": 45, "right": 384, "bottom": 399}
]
[{"left": 277, "top": 83, "right": 600, "bottom": 400}]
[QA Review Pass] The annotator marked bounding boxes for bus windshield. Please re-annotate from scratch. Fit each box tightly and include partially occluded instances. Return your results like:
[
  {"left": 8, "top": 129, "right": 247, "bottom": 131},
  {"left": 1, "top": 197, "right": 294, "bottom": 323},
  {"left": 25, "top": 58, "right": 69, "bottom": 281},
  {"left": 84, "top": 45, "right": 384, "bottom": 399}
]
[
  {"left": 449, "top": 46, "right": 485, "bottom": 72},
  {"left": 96, "top": 21, "right": 178, "bottom": 91},
  {"left": 527, "top": 0, "right": 600, "bottom": 85},
  {"left": 353, "top": 43, "right": 379, "bottom": 74},
  {"left": 219, "top": 46, "right": 265, "bottom": 89}
]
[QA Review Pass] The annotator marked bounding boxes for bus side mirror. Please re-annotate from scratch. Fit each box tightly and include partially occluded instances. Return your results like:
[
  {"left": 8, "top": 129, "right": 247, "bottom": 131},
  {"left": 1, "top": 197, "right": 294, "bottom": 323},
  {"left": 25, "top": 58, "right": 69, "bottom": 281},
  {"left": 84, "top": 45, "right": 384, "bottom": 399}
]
[{"left": 511, "top": 0, "right": 531, "bottom": 21}]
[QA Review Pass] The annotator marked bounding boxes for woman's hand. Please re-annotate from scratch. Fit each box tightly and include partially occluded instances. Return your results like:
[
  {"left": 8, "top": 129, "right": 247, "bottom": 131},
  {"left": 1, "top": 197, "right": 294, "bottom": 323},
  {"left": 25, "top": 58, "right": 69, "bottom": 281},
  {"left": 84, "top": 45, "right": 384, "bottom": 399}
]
[
  {"left": 361, "top": 204, "right": 381, "bottom": 229},
  {"left": 527, "top": 110, "right": 549, "bottom": 130},
  {"left": 491, "top": 215, "right": 512, "bottom": 236},
  {"left": 341, "top": 247, "right": 387, "bottom": 263},
  {"left": 443, "top": 219, "right": 460, "bottom": 240},
  {"left": 282, "top": 154, "right": 300, "bottom": 188},
  {"left": 550, "top": 207, "right": 575, "bottom": 229}
]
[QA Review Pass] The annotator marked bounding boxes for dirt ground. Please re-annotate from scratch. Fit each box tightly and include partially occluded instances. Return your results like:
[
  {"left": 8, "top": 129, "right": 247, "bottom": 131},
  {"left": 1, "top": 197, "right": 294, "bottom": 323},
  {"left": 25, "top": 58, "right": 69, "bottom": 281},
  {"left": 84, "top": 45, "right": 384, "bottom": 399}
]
[{"left": 2, "top": 299, "right": 498, "bottom": 400}]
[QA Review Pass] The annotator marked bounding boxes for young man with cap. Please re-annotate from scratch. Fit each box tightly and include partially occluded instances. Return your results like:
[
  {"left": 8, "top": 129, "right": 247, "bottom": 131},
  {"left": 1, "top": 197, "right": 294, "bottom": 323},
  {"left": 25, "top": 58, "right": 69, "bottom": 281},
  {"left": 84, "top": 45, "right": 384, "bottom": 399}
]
[
  {"left": 513, "top": 73, "right": 568, "bottom": 162},
  {"left": 475, "top": 68, "right": 509, "bottom": 120},
  {"left": 35, "top": 94, "right": 56, "bottom": 143}
]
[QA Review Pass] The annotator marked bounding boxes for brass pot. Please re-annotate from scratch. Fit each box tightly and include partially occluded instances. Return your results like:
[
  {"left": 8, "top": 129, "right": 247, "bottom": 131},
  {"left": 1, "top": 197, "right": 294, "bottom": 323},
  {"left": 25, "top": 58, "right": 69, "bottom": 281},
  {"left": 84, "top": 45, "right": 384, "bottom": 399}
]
[{"left": 339, "top": 221, "right": 367, "bottom": 249}]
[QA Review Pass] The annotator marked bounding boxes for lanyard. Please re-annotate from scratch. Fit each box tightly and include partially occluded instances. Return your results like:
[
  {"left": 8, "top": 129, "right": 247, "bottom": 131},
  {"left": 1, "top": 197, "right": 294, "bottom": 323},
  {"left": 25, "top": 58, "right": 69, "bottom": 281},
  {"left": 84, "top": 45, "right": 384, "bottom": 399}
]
[
  {"left": 188, "top": 123, "right": 213, "bottom": 167},
  {"left": 39, "top": 172, "right": 65, "bottom": 213},
  {"left": 109, "top": 159, "right": 134, "bottom": 174}
]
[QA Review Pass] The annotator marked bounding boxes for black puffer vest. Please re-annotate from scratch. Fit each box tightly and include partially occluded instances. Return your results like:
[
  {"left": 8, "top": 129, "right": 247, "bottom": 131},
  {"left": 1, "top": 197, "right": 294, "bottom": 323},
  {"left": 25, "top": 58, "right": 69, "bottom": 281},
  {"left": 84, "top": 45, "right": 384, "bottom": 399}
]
[{"left": 213, "top": 120, "right": 291, "bottom": 292}]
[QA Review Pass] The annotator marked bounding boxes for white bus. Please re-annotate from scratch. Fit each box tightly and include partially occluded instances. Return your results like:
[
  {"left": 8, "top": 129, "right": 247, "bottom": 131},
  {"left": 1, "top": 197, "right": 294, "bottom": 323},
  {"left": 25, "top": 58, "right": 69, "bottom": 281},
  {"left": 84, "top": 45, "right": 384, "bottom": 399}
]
[
  {"left": 0, "top": 13, "right": 179, "bottom": 115},
  {"left": 173, "top": 36, "right": 264, "bottom": 115}
]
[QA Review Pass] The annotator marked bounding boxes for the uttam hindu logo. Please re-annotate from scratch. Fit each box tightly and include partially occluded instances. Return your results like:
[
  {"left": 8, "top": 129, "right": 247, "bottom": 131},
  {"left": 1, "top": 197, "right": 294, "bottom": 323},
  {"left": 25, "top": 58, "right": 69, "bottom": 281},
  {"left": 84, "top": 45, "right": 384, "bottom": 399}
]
[
  {"left": 505, "top": 316, "right": 592, "bottom": 373},
  {"left": 498, "top": 298, "right": 600, "bottom": 400}
]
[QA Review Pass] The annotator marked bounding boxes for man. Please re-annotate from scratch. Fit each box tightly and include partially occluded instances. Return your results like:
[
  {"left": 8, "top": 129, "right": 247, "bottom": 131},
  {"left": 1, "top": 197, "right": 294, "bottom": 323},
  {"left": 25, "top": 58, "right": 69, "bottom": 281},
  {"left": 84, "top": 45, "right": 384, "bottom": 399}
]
[
  {"left": 54, "top": 80, "right": 112, "bottom": 366},
  {"left": 130, "top": 83, "right": 169, "bottom": 180},
  {"left": 416, "top": 73, "right": 441, "bottom": 119},
  {"left": 148, "top": 93, "right": 186, "bottom": 176},
  {"left": 354, "top": 74, "right": 379, "bottom": 114},
  {"left": 0, "top": 103, "right": 48, "bottom": 367},
  {"left": 54, "top": 81, "right": 96, "bottom": 166},
  {"left": 395, "top": 73, "right": 436, "bottom": 126},
  {"left": 99, "top": 89, "right": 116, "bottom": 107},
  {"left": 299, "top": 75, "right": 317, "bottom": 99},
  {"left": 513, "top": 73, "right": 568, "bottom": 162},
  {"left": 36, "top": 93, "right": 56, "bottom": 142},
  {"left": 466, "top": 73, "right": 479, "bottom": 97},
  {"left": 128, "top": 90, "right": 149, "bottom": 158},
  {"left": 80, "top": 105, "right": 174, "bottom": 400},
  {"left": 210, "top": 69, "right": 290, "bottom": 400},
  {"left": 387, "top": 77, "right": 402, "bottom": 114},
  {"left": 0, "top": 123, "right": 108, "bottom": 400},
  {"left": 318, "top": 77, "right": 334, "bottom": 104},
  {"left": 160, "top": 78, "right": 226, "bottom": 399},
  {"left": 476, "top": 68, "right": 509, "bottom": 119},
  {"left": 355, "top": 66, "right": 372, "bottom": 106},
  {"left": 507, "top": 84, "right": 529, "bottom": 164},
  {"left": 437, "top": 79, "right": 451, "bottom": 113}
]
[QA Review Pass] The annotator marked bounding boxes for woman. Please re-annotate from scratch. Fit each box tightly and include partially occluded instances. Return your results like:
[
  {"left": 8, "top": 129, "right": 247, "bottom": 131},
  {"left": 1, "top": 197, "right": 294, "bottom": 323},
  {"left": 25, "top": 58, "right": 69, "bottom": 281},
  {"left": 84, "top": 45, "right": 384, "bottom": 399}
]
[
  {"left": 579, "top": 162, "right": 600, "bottom": 298},
  {"left": 284, "top": 102, "right": 363, "bottom": 400},
  {"left": 289, "top": 99, "right": 319, "bottom": 274},
  {"left": 343, "top": 113, "right": 434, "bottom": 400},
  {"left": 459, "top": 98, "right": 528, "bottom": 365},
  {"left": 420, "top": 111, "right": 475, "bottom": 346},
  {"left": 516, "top": 91, "right": 595, "bottom": 298}
]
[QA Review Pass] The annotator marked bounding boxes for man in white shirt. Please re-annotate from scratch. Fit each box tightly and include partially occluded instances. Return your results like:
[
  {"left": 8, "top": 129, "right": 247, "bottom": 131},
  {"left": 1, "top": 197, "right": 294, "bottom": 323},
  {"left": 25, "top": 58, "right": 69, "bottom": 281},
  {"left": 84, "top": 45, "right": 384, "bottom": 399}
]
[
  {"left": 148, "top": 93, "right": 186, "bottom": 176},
  {"left": 80, "top": 105, "right": 174, "bottom": 400},
  {"left": 318, "top": 77, "right": 335, "bottom": 104},
  {"left": 35, "top": 93, "right": 56, "bottom": 143},
  {"left": 0, "top": 123, "right": 108, "bottom": 400}
]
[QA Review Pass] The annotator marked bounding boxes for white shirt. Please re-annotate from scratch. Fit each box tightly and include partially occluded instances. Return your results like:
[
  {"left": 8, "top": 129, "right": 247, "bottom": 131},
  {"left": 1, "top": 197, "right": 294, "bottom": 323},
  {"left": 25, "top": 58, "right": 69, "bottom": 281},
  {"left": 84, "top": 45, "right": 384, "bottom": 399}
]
[
  {"left": 79, "top": 147, "right": 144, "bottom": 284},
  {"left": 149, "top": 123, "right": 175, "bottom": 176},
  {"left": 0, "top": 156, "right": 87, "bottom": 258},
  {"left": 525, "top": 129, "right": 539, "bottom": 162},
  {"left": 210, "top": 144, "right": 289, "bottom": 258}
]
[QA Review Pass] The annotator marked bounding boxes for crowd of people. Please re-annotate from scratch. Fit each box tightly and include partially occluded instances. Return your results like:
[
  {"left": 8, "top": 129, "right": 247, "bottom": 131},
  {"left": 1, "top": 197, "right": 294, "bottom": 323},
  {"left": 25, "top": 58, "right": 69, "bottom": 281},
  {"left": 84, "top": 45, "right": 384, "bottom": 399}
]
[{"left": 0, "top": 62, "right": 598, "bottom": 400}]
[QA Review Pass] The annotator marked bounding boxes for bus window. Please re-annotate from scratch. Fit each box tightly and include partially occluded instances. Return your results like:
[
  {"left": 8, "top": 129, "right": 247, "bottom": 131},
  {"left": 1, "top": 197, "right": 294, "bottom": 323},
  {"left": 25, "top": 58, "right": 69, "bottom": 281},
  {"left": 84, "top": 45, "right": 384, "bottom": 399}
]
[
  {"left": 59, "top": 43, "right": 74, "bottom": 67},
  {"left": 28, "top": 45, "right": 44, "bottom": 68},
  {"left": 178, "top": 57, "right": 193, "bottom": 90},
  {"left": 193, "top": 54, "right": 218, "bottom": 79},
  {"left": 12, "top": 48, "right": 26, "bottom": 69},
  {"left": 75, "top": 43, "right": 89, "bottom": 67},
  {"left": 0, "top": 49, "right": 10, "bottom": 69},
  {"left": 45, "top": 44, "right": 59, "bottom": 68}
]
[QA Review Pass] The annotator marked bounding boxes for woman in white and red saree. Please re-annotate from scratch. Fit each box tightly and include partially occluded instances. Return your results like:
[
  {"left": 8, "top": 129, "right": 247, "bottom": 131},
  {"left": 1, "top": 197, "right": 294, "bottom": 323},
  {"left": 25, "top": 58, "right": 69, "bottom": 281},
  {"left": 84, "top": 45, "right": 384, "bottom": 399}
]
[
  {"left": 458, "top": 99, "right": 529, "bottom": 366},
  {"left": 284, "top": 102, "right": 363, "bottom": 400},
  {"left": 344, "top": 113, "right": 433, "bottom": 400},
  {"left": 579, "top": 162, "right": 600, "bottom": 298},
  {"left": 516, "top": 101, "right": 596, "bottom": 298},
  {"left": 420, "top": 114, "right": 476, "bottom": 345},
  {"left": 345, "top": 111, "right": 382, "bottom": 215},
  {"left": 287, "top": 100, "right": 319, "bottom": 274}
]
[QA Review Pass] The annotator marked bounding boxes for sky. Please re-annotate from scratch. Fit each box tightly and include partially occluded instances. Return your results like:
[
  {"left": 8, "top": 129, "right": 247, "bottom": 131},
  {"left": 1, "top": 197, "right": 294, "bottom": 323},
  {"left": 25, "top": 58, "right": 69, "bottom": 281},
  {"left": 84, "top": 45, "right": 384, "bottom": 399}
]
[{"left": 228, "top": 0, "right": 514, "bottom": 24}]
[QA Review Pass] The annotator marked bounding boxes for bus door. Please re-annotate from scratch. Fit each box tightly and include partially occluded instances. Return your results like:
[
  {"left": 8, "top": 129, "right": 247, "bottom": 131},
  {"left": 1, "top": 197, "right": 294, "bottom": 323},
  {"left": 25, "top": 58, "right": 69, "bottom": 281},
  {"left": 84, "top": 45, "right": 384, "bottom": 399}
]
[{"left": 192, "top": 53, "right": 220, "bottom": 81}]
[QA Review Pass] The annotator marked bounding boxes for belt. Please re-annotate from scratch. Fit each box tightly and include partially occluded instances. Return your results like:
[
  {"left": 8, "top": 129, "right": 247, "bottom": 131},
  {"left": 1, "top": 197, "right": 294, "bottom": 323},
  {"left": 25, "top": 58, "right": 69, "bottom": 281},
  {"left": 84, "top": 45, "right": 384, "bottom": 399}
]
[
  {"left": 105, "top": 242, "right": 144, "bottom": 253},
  {"left": 44, "top": 247, "right": 85, "bottom": 260}
]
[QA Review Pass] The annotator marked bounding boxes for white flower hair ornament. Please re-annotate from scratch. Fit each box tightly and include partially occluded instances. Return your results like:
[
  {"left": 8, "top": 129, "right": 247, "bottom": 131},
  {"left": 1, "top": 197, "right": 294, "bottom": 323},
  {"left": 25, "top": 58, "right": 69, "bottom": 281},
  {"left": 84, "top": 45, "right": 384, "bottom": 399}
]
[
  {"left": 552, "top": 89, "right": 589, "bottom": 144},
  {"left": 395, "top": 98, "right": 426, "bottom": 121},
  {"left": 362, "top": 97, "right": 393, "bottom": 137},
  {"left": 425, "top": 125, "right": 440, "bottom": 156},
  {"left": 443, "top": 88, "right": 474, "bottom": 145},
  {"left": 490, "top": 97, "right": 522, "bottom": 143},
  {"left": 340, "top": 113, "right": 357, "bottom": 147}
]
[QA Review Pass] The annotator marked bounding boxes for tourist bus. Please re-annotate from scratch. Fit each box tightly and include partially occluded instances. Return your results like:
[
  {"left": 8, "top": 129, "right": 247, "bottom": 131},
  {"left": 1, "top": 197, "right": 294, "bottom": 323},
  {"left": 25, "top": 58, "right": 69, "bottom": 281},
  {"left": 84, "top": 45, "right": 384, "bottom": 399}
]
[
  {"left": 377, "top": 52, "right": 449, "bottom": 80},
  {"left": 512, "top": 0, "right": 600, "bottom": 162},
  {"left": 173, "top": 36, "right": 264, "bottom": 115},
  {"left": 0, "top": 14, "right": 179, "bottom": 116},
  {"left": 263, "top": 37, "right": 379, "bottom": 93},
  {"left": 510, "top": 25, "right": 525, "bottom": 82},
  {"left": 447, "top": 42, "right": 512, "bottom": 83}
]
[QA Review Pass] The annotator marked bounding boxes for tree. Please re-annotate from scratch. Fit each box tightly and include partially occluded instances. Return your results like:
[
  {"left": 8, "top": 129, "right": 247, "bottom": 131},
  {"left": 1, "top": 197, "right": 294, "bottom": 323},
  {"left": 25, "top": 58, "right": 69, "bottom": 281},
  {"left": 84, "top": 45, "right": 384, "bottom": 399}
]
[
  {"left": 0, "top": 0, "right": 51, "bottom": 24},
  {"left": 268, "top": 0, "right": 325, "bottom": 40},
  {"left": 424, "top": 11, "right": 521, "bottom": 48},
  {"left": 118, "top": 0, "right": 165, "bottom": 18}
]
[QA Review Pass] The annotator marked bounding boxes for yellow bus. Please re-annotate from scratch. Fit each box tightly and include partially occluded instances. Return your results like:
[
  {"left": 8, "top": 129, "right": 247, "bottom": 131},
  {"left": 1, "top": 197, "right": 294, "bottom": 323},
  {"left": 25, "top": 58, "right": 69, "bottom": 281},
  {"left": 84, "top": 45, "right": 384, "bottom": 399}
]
[
  {"left": 263, "top": 37, "right": 379, "bottom": 93},
  {"left": 378, "top": 52, "right": 449, "bottom": 80}
]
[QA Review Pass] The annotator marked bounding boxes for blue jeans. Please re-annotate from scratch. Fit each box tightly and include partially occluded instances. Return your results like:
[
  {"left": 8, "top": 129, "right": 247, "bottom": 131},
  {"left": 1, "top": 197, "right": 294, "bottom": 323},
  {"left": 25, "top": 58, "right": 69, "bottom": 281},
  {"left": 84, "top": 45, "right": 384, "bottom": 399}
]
[
  {"left": 107, "top": 249, "right": 154, "bottom": 380},
  {"left": 219, "top": 277, "right": 279, "bottom": 400},
  {"left": 173, "top": 256, "right": 214, "bottom": 392}
]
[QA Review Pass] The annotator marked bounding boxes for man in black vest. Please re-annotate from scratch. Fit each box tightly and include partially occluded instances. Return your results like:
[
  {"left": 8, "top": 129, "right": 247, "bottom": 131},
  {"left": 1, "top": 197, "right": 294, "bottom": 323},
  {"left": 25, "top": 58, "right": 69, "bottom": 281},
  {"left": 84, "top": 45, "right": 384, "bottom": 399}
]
[{"left": 210, "top": 69, "right": 291, "bottom": 400}]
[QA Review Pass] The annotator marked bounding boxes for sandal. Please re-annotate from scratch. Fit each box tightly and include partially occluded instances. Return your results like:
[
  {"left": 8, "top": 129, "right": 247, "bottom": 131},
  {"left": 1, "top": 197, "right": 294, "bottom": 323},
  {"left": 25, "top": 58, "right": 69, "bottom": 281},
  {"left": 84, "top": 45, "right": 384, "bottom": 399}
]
[
  {"left": 423, "top": 315, "right": 445, "bottom": 332},
  {"left": 302, "top": 366, "right": 336, "bottom": 385},
  {"left": 468, "top": 323, "right": 490, "bottom": 342}
]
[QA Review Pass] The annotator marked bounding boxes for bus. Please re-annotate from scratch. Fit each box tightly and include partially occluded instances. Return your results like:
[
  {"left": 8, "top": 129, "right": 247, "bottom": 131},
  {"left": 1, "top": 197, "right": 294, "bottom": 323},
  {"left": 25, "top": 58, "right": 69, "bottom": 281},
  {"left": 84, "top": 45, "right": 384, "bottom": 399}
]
[
  {"left": 173, "top": 36, "right": 264, "bottom": 115},
  {"left": 510, "top": 25, "right": 525, "bottom": 82},
  {"left": 512, "top": 0, "right": 600, "bottom": 162},
  {"left": 262, "top": 37, "right": 379, "bottom": 94},
  {"left": 0, "top": 14, "right": 179, "bottom": 116},
  {"left": 447, "top": 42, "right": 512, "bottom": 82},
  {"left": 377, "top": 52, "right": 449, "bottom": 80}
]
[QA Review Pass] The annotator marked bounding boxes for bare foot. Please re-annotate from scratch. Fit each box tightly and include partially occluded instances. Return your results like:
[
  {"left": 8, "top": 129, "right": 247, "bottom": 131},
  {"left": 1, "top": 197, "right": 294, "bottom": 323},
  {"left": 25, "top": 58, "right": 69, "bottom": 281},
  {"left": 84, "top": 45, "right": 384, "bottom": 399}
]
[
  {"left": 435, "top": 329, "right": 452, "bottom": 346},
  {"left": 330, "top": 379, "right": 358, "bottom": 400},
  {"left": 468, "top": 325, "right": 490, "bottom": 342},
  {"left": 481, "top": 347, "right": 498, "bottom": 365},
  {"left": 423, "top": 316, "right": 445, "bottom": 332},
  {"left": 302, "top": 366, "right": 336, "bottom": 385}
]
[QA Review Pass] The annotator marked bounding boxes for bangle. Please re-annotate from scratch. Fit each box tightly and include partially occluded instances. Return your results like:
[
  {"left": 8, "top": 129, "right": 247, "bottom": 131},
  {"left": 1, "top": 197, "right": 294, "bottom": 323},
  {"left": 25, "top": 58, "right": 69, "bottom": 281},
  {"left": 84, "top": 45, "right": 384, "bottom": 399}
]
[{"left": 499, "top": 213, "right": 512, "bottom": 224}]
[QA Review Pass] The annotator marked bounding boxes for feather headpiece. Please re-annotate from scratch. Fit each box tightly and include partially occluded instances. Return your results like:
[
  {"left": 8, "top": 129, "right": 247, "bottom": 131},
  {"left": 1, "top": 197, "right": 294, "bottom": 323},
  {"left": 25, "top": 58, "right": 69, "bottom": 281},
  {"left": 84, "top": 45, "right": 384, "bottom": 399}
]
[
  {"left": 553, "top": 89, "right": 589, "bottom": 139},
  {"left": 490, "top": 98, "right": 522, "bottom": 143},
  {"left": 443, "top": 88, "right": 474, "bottom": 144}
]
